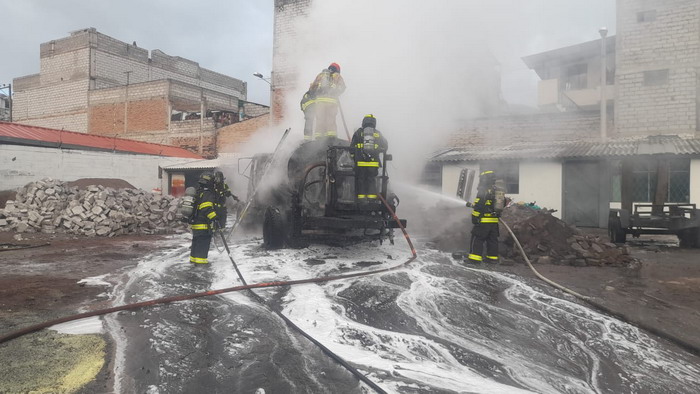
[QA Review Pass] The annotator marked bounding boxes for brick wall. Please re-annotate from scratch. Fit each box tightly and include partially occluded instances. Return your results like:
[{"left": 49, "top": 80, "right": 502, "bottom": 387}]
[
  {"left": 12, "top": 74, "right": 40, "bottom": 91},
  {"left": 616, "top": 0, "right": 700, "bottom": 135},
  {"left": 242, "top": 102, "right": 270, "bottom": 118},
  {"left": 14, "top": 112, "right": 89, "bottom": 134},
  {"left": 272, "top": 0, "right": 312, "bottom": 122},
  {"left": 89, "top": 98, "right": 168, "bottom": 135},
  {"left": 118, "top": 119, "right": 218, "bottom": 159},
  {"left": 449, "top": 111, "right": 611, "bottom": 148},
  {"left": 89, "top": 80, "right": 169, "bottom": 135},
  {"left": 12, "top": 28, "right": 247, "bottom": 136},
  {"left": 217, "top": 114, "right": 270, "bottom": 153}
]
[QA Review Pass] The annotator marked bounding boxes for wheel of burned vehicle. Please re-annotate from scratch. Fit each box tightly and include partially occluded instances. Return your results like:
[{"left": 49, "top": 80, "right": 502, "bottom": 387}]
[
  {"left": 263, "top": 207, "right": 286, "bottom": 249},
  {"left": 678, "top": 228, "right": 699, "bottom": 248},
  {"left": 608, "top": 216, "right": 627, "bottom": 243}
]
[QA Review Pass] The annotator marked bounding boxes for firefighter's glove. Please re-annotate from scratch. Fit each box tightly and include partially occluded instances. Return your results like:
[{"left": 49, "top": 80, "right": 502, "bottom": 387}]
[
  {"left": 210, "top": 220, "right": 220, "bottom": 234},
  {"left": 465, "top": 201, "right": 473, "bottom": 208},
  {"left": 232, "top": 195, "right": 240, "bottom": 202}
]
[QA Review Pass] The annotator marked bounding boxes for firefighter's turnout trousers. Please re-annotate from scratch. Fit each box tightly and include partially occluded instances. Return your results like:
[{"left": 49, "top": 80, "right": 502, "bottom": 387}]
[
  {"left": 467, "top": 191, "right": 500, "bottom": 263},
  {"left": 314, "top": 99, "right": 338, "bottom": 139},
  {"left": 468, "top": 222, "right": 499, "bottom": 263},
  {"left": 301, "top": 92, "right": 316, "bottom": 140},
  {"left": 189, "top": 189, "right": 218, "bottom": 264},
  {"left": 356, "top": 165, "right": 379, "bottom": 200}
]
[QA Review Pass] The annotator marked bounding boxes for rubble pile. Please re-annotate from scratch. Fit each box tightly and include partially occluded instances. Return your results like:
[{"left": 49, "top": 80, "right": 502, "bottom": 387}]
[
  {"left": 500, "top": 204, "right": 634, "bottom": 267},
  {"left": 0, "top": 178, "right": 187, "bottom": 236}
]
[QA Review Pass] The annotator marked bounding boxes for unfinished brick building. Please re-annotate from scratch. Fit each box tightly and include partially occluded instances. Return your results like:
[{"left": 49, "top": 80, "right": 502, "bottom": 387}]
[
  {"left": 271, "top": 0, "right": 311, "bottom": 122},
  {"left": 12, "top": 28, "right": 268, "bottom": 158}
]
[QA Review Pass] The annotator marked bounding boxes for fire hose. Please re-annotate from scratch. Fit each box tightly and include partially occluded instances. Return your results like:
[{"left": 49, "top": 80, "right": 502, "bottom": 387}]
[
  {"left": 500, "top": 218, "right": 700, "bottom": 357},
  {"left": 0, "top": 195, "right": 416, "bottom": 393}
]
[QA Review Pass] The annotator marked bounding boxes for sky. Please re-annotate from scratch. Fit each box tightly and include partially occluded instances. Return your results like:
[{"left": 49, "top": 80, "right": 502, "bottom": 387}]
[{"left": 0, "top": 0, "right": 615, "bottom": 109}]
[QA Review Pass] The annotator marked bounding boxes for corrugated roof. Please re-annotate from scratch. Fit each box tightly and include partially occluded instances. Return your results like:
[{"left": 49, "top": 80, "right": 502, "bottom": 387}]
[
  {"left": 162, "top": 158, "right": 220, "bottom": 171},
  {"left": 431, "top": 135, "right": 700, "bottom": 162},
  {"left": 0, "top": 122, "right": 203, "bottom": 159}
]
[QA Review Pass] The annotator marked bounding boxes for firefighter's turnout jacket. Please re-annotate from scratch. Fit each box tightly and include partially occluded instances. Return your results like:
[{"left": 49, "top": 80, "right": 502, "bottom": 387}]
[
  {"left": 467, "top": 180, "right": 500, "bottom": 264},
  {"left": 351, "top": 126, "right": 388, "bottom": 200},
  {"left": 308, "top": 69, "right": 346, "bottom": 139},
  {"left": 213, "top": 182, "right": 233, "bottom": 228},
  {"left": 189, "top": 187, "right": 218, "bottom": 264}
]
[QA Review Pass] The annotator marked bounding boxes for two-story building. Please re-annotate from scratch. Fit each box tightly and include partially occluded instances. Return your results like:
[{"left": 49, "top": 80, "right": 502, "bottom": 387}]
[{"left": 431, "top": 0, "right": 700, "bottom": 229}]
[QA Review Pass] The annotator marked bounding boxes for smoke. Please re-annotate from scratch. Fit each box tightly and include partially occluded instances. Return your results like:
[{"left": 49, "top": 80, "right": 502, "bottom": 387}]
[{"left": 278, "top": 1, "right": 508, "bottom": 182}]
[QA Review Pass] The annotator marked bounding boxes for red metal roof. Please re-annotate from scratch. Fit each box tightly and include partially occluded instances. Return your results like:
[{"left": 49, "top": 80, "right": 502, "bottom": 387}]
[{"left": 0, "top": 122, "right": 202, "bottom": 159}]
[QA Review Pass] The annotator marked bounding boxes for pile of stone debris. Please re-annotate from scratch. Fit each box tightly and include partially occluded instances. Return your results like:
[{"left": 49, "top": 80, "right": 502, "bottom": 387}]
[
  {"left": 501, "top": 204, "right": 635, "bottom": 267},
  {"left": 0, "top": 178, "right": 186, "bottom": 237}
]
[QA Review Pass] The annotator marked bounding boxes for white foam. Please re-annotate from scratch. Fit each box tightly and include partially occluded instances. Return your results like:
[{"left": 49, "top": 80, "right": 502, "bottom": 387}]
[
  {"left": 50, "top": 316, "right": 104, "bottom": 335},
  {"left": 77, "top": 274, "right": 112, "bottom": 287}
]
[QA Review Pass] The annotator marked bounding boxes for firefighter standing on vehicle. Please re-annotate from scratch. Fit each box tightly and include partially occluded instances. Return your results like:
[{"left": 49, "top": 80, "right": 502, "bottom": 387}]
[
  {"left": 466, "top": 170, "right": 501, "bottom": 264},
  {"left": 351, "top": 114, "right": 387, "bottom": 202},
  {"left": 307, "top": 62, "right": 345, "bottom": 139},
  {"left": 189, "top": 172, "right": 220, "bottom": 265},
  {"left": 300, "top": 90, "right": 316, "bottom": 141}
]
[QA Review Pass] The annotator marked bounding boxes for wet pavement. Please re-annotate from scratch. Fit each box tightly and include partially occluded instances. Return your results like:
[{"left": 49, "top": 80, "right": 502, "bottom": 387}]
[{"left": 103, "top": 235, "right": 700, "bottom": 393}]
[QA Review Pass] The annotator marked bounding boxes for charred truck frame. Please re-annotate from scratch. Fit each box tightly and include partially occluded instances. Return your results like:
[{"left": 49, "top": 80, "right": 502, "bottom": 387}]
[{"left": 238, "top": 137, "right": 406, "bottom": 248}]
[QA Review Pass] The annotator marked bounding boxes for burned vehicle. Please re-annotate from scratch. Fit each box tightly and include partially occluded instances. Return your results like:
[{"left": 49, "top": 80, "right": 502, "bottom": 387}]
[{"left": 238, "top": 137, "right": 406, "bottom": 248}]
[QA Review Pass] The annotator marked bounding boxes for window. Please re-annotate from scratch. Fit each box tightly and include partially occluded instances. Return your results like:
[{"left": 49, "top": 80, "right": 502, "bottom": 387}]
[
  {"left": 563, "top": 63, "right": 588, "bottom": 90},
  {"left": 420, "top": 163, "right": 443, "bottom": 188},
  {"left": 637, "top": 10, "right": 657, "bottom": 23},
  {"left": 668, "top": 160, "right": 690, "bottom": 202},
  {"left": 643, "top": 69, "right": 669, "bottom": 86},
  {"left": 610, "top": 159, "right": 690, "bottom": 203},
  {"left": 480, "top": 162, "right": 519, "bottom": 194}
]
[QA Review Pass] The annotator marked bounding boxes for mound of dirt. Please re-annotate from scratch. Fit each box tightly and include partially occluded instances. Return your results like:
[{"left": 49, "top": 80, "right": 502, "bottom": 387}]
[{"left": 500, "top": 204, "right": 635, "bottom": 267}]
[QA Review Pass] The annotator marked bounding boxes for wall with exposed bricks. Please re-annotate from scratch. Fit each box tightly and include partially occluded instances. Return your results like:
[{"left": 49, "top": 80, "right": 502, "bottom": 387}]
[
  {"left": 272, "top": 0, "right": 312, "bottom": 122},
  {"left": 12, "top": 28, "right": 247, "bottom": 141},
  {"left": 217, "top": 114, "right": 271, "bottom": 153},
  {"left": 616, "top": 0, "right": 700, "bottom": 135}
]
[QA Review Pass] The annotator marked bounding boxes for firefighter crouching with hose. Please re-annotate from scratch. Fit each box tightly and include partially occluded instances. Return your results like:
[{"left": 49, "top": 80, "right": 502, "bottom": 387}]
[
  {"left": 189, "top": 172, "right": 221, "bottom": 265},
  {"left": 465, "top": 170, "right": 506, "bottom": 264}
]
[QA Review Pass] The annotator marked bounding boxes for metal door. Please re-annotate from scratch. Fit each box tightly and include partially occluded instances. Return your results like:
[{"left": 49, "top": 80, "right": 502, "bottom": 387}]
[{"left": 563, "top": 161, "right": 600, "bottom": 227}]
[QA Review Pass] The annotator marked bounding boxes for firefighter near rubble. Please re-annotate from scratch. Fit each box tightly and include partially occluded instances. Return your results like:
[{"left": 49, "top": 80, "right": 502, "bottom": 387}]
[
  {"left": 305, "top": 62, "right": 346, "bottom": 140},
  {"left": 351, "top": 114, "right": 388, "bottom": 203},
  {"left": 465, "top": 170, "right": 505, "bottom": 264},
  {"left": 213, "top": 170, "right": 239, "bottom": 229},
  {"left": 189, "top": 172, "right": 221, "bottom": 264}
]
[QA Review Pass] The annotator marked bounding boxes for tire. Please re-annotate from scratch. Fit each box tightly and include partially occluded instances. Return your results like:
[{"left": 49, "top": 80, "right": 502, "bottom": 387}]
[
  {"left": 608, "top": 215, "right": 627, "bottom": 243},
  {"left": 263, "top": 207, "right": 286, "bottom": 249}
]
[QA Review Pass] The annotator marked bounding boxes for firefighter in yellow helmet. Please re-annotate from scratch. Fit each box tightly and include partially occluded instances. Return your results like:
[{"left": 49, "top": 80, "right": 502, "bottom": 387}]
[
  {"left": 307, "top": 62, "right": 346, "bottom": 139},
  {"left": 189, "top": 172, "right": 220, "bottom": 264},
  {"left": 466, "top": 170, "right": 500, "bottom": 264},
  {"left": 351, "top": 114, "right": 388, "bottom": 203}
]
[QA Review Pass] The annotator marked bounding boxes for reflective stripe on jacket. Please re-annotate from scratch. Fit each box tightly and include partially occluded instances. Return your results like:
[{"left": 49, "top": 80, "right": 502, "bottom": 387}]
[
  {"left": 191, "top": 188, "right": 218, "bottom": 231},
  {"left": 471, "top": 189, "right": 500, "bottom": 224}
]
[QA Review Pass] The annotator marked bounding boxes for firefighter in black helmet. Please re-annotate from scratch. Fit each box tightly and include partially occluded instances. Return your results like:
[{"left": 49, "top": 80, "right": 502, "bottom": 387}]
[
  {"left": 466, "top": 170, "right": 500, "bottom": 264},
  {"left": 212, "top": 170, "right": 239, "bottom": 229},
  {"left": 189, "top": 172, "right": 219, "bottom": 264},
  {"left": 351, "top": 114, "right": 388, "bottom": 203}
]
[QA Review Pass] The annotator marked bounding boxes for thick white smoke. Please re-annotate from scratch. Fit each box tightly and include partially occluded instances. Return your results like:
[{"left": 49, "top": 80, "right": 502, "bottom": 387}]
[{"left": 280, "top": 1, "right": 505, "bottom": 182}]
